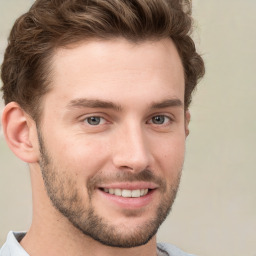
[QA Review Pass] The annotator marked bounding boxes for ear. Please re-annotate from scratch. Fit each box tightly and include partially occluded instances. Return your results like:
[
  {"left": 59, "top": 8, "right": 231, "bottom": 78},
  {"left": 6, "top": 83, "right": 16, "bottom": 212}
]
[
  {"left": 185, "top": 110, "right": 190, "bottom": 137},
  {"left": 1, "top": 102, "right": 40, "bottom": 163}
]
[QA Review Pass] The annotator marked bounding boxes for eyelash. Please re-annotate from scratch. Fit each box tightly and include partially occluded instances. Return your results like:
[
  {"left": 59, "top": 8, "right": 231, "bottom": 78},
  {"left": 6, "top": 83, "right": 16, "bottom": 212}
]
[
  {"left": 82, "top": 114, "right": 173, "bottom": 127},
  {"left": 83, "top": 116, "right": 108, "bottom": 126},
  {"left": 147, "top": 115, "right": 173, "bottom": 126}
]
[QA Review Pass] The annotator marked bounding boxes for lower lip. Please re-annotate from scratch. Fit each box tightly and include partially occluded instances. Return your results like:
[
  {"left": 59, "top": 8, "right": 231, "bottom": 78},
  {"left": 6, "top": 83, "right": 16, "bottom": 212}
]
[{"left": 98, "top": 189, "right": 155, "bottom": 209}]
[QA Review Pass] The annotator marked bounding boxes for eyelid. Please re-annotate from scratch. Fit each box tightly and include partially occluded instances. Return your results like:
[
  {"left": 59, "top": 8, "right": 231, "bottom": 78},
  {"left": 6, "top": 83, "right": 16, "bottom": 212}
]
[
  {"left": 147, "top": 113, "right": 175, "bottom": 123},
  {"left": 78, "top": 113, "right": 111, "bottom": 124},
  {"left": 84, "top": 116, "right": 107, "bottom": 125},
  {"left": 78, "top": 112, "right": 107, "bottom": 120},
  {"left": 150, "top": 116, "right": 171, "bottom": 125}
]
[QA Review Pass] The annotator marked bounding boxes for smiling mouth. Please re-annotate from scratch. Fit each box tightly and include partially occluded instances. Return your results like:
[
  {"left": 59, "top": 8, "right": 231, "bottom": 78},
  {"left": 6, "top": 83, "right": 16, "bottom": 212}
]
[{"left": 100, "top": 188, "right": 150, "bottom": 198}]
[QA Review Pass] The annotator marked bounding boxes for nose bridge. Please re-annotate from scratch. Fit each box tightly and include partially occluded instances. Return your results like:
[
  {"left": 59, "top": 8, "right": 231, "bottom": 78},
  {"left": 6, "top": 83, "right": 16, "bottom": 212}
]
[{"left": 112, "top": 119, "right": 151, "bottom": 172}]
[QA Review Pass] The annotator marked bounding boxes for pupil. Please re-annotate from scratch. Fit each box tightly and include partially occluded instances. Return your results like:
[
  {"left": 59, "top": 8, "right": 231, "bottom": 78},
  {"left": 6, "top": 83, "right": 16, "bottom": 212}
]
[
  {"left": 88, "top": 117, "right": 100, "bottom": 125},
  {"left": 153, "top": 116, "right": 164, "bottom": 124}
]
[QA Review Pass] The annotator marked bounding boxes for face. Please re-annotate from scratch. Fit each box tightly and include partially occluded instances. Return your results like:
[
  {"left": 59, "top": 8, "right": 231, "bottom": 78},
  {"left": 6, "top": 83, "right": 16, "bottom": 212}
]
[{"left": 38, "top": 38, "right": 187, "bottom": 247}]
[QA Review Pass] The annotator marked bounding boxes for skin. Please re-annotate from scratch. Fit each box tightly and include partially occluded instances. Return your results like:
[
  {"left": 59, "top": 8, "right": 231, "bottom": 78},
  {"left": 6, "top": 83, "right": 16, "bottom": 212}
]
[{"left": 2, "top": 38, "right": 190, "bottom": 256}]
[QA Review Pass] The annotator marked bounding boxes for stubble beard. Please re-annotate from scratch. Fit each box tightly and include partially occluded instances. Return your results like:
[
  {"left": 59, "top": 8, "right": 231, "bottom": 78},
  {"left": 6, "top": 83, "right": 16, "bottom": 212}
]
[{"left": 38, "top": 130, "right": 182, "bottom": 248}]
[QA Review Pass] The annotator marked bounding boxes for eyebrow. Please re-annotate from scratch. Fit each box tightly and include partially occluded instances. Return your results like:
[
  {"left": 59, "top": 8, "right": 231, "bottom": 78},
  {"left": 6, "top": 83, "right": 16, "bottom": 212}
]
[
  {"left": 150, "top": 99, "right": 183, "bottom": 109},
  {"left": 66, "top": 98, "right": 183, "bottom": 111},
  {"left": 66, "top": 98, "right": 122, "bottom": 111}
]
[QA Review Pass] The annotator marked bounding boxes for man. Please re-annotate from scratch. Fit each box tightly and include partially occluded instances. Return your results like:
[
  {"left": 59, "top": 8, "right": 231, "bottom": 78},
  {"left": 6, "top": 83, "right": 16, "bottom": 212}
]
[{"left": 0, "top": 0, "right": 204, "bottom": 255}]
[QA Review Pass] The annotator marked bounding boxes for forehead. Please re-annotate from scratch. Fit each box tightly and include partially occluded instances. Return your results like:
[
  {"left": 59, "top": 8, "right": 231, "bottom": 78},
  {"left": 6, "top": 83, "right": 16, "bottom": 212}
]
[{"left": 46, "top": 38, "right": 184, "bottom": 108}]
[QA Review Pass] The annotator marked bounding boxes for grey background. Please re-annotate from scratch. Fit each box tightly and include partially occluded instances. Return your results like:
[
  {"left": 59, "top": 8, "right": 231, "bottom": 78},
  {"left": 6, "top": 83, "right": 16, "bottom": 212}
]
[{"left": 0, "top": 1, "right": 256, "bottom": 256}]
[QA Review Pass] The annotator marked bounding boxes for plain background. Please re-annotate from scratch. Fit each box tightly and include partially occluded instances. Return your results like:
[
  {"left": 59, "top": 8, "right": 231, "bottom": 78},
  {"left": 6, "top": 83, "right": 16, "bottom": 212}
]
[{"left": 0, "top": 1, "right": 255, "bottom": 256}]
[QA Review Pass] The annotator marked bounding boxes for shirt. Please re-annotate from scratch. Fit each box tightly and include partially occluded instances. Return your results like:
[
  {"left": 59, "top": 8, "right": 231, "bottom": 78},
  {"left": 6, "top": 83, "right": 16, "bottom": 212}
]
[{"left": 0, "top": 231, "right": 197, "bottom": 256}]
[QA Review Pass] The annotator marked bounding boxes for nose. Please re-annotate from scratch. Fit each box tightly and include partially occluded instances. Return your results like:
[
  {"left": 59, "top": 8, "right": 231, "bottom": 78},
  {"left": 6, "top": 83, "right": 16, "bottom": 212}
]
[{"left": 112, "top": 123, "right": 152, "bottom": 172}]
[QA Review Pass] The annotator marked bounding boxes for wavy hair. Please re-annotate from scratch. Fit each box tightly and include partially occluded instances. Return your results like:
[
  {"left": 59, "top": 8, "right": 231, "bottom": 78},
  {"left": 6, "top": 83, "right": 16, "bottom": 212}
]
[{"left": 1, "top": 0, "right": 205, "bottom": 121}]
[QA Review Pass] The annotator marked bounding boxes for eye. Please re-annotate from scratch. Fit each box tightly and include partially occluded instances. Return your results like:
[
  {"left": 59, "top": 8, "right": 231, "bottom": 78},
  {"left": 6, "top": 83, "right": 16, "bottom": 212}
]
[
  {"left": 149, "top": 115, "right": 171, "bottom": 125},
  {"left": 84, "top": 116, "right": 106, "bottom": 126}
]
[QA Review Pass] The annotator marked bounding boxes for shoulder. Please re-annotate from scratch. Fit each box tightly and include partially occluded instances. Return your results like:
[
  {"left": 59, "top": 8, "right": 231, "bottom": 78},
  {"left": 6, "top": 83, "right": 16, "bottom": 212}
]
[
  {"left": 0, "top": 232, "right": 28, "bottom": 256},
  {"left": 157, "top": 243, "right": 197, "bottom": 256}
]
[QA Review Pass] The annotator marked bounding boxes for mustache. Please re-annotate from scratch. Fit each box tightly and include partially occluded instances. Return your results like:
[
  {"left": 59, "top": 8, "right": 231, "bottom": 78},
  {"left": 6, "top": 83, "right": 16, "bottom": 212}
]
[{"left": 87, "top": 169, "right": 167, "bottom": 193}]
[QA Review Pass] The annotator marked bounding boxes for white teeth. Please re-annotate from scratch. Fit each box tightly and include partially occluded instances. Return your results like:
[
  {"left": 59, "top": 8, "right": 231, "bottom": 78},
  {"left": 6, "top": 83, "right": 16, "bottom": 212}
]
[
  {"left": 114, "top": 188, "right": 122, "bottom": 196},
  {"left": 122, "top": 189, "right": 132, "bottom": 197},
  {"left": 102, "top": 188, "right": 150, "bottom": 198},
  {"left": 131, "top": 189, "right": 141, "bottom": 197}
]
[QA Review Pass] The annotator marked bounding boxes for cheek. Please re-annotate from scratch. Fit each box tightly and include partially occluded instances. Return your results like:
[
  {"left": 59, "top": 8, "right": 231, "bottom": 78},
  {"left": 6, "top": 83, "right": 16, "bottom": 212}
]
[
  {"left": 153, "top": 135, "right": 186, "bottom": 178},
  {"left": 49, "top": 136, "right": 111, "bottom": 176}
]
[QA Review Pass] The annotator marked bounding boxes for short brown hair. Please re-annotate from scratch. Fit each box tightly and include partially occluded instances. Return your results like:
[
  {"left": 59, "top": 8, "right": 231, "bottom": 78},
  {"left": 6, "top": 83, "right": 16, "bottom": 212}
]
[{"left": 1, "top": 0, "right": 205, "bottom": 121}]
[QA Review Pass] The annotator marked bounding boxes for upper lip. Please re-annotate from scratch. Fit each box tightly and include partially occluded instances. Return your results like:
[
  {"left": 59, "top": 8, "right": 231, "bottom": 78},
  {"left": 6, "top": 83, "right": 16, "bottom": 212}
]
[{"left": 98, "top": 182, "right": 159, "bottom": 190}]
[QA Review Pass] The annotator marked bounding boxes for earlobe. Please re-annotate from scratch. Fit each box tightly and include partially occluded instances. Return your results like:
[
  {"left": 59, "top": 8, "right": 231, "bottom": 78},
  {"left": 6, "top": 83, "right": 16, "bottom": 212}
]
[
  {"left": 1, "top": 102, "right": 39, "bottom": 163},
  {"left": 185, "top": 110, "right": 190, "bottom": 137}
]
